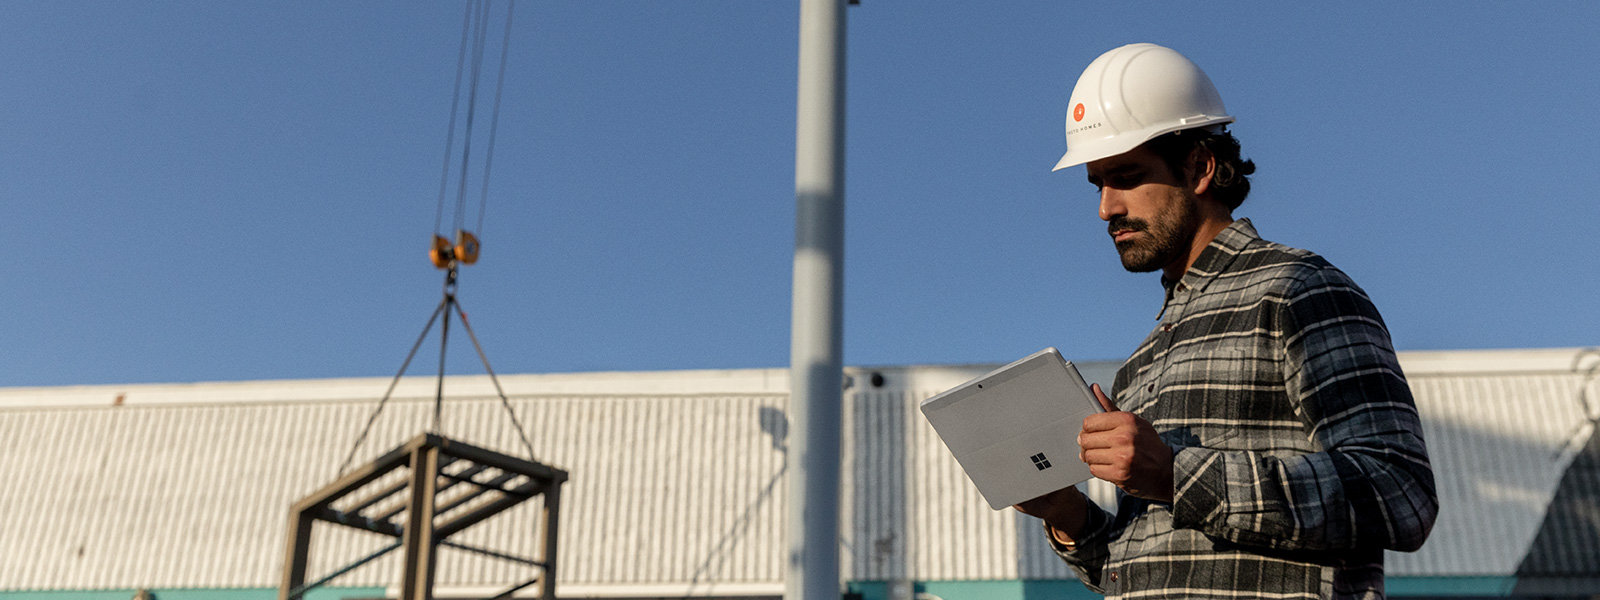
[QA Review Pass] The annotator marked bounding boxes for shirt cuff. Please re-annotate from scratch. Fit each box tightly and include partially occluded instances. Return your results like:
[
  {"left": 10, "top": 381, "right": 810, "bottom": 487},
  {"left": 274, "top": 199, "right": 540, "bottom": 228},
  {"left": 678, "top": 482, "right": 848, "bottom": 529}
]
[{"left": 1172, "top": 445, "right": 1227, "bottom": 530}]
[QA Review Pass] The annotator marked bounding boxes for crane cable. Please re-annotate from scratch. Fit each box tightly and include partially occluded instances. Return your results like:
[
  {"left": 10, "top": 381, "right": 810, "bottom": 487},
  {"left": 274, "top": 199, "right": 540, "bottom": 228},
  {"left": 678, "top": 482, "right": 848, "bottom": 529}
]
[
  {"left": 431, "top": 0, "right": 515, "bottom": 269},
  {"left": 340, "top": 0, "right": 529, "bottom": 476},
  {"left": 431, "top": 2, "right": 473, "bottom": 237},
  {"left": 451, "top": 0, "right": 488, "bottom": 237},
  {"left": 478, "top": 0, "right": 515, "bottom": 237}
]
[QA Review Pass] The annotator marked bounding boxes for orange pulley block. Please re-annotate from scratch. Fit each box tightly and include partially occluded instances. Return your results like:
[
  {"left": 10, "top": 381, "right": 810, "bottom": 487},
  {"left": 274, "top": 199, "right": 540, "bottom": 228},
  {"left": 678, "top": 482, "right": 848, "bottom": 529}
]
[
  {"left": 454, "top": 230, "right": 480, "bottom": 265},
  {"left": 429, "top": 235, "right": 454, "bottom": 269}
]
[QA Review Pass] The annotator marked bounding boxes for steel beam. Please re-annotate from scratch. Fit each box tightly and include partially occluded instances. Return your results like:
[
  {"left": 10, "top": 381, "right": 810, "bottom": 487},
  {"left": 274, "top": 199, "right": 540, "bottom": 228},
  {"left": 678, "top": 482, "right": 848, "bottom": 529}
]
[
  {"left": 280, "top": 433, "right": 566, "bottom": 600},
  {"left": 538, "top": 483, "right": 562, "bottom": 600},
  {"left": 399, "top": 443, "right": 441, "bottom": 600}
]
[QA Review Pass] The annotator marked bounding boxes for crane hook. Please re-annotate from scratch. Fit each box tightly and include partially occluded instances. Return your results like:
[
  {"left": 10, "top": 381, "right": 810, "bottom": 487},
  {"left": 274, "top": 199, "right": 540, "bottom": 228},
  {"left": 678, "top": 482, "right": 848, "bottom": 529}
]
[{"left": 430, "top": 230, "right": 481, "bottom": 269}]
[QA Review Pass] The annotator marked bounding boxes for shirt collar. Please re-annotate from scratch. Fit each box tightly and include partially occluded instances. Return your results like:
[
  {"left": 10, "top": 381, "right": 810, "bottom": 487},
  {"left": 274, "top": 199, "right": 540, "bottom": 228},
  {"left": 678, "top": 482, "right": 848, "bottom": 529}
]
[{"left": 1156, "top": 218, "right": 1260, "bottom": 316}]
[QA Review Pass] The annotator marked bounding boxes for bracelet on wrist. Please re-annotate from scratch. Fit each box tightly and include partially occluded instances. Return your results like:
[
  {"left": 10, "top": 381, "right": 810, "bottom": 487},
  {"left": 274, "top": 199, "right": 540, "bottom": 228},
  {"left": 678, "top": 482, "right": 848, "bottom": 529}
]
[{"left": 1046, "top": 522, "right": 1078, "bottom": 550}]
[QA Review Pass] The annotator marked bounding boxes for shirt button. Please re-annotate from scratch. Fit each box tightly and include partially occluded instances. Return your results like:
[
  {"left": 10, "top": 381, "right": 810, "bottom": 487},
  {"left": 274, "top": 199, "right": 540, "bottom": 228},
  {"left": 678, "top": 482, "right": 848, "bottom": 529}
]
[
  {"left": 1146, "top": 383, "right": 1155, "bottom": 393},
  {"left": 1109, "top": 571, "right": 1119, "bottom": 582},
  {"left": 1176, "top": 283, "right": 1188, "bottom": 292},
  {"left": 1162, "top": 323, "right": 1172, "bottom": 332}
]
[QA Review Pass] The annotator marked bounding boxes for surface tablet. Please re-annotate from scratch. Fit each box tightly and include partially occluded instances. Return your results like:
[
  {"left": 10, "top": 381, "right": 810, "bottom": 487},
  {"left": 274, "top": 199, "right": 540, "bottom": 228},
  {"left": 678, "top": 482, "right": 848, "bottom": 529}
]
[{"left": 919, "top": 347, "right": 1105, "bottom": 509}]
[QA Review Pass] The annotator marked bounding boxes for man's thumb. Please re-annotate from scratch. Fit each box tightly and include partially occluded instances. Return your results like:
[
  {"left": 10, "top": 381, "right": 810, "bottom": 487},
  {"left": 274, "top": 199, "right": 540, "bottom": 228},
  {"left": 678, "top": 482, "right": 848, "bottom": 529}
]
[{"left": 1091, "top": 383, "right": 1120, "bottom": 412}]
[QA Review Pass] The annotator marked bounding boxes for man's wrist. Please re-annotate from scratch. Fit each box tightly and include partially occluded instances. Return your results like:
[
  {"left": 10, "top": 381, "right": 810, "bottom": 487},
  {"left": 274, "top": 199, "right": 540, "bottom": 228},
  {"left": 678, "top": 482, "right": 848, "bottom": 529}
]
[
  {"left": 1017, "top": 486, "right": 1091, "bottom": 550},
  {"left": 1043, "top": 513, "right": 1088, "bottom": 549},
  {"left": 1045, "top": 521, "right": 1080, "bottom": 549}
]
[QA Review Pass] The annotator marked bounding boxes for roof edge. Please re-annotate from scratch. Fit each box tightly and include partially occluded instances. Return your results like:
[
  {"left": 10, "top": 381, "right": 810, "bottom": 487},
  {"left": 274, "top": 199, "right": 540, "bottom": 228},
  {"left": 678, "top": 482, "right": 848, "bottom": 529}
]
[{"left": 2, "top": 347, "right": 1591, "bottom": 411}]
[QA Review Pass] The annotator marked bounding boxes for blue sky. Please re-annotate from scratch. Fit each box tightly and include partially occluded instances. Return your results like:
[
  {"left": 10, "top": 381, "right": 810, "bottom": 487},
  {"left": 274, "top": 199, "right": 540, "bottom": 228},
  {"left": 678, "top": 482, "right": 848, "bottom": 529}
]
[{"left": 3, "top": 2, "right": 1597, "bottom": 387}]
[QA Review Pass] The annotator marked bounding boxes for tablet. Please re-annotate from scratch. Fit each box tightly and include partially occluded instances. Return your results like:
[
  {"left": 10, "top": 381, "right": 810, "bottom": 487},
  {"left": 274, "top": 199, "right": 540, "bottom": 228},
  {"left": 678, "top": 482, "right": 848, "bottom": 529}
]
[{"left": 919, "top": 347, "right": 1105, "bottom": 509}]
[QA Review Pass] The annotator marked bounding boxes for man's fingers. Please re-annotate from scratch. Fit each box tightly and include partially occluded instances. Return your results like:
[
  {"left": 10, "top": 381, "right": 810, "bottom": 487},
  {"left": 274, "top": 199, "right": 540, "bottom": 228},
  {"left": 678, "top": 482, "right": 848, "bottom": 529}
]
[
  {"left": 1014, "top": 498, "right": 1044, "bottom": 515},
  {"left": 1080, "top": 446, "right": 1126, "bottom": 466},
  {"left": 1082, "top": 411, "right": 1134, "bottom": 434},
  {"left": 1088, "top": 463, "right": 1132, "bottom": 485},
  {"left": 1092, "top": 383, "right": 1119, "bottom": 412},
  {"left": 1014, "top": 486, "right": 1086, "bottom": 518},
  {"left": 1077, "top": 431, "right": 1114, "bottom": 451}
]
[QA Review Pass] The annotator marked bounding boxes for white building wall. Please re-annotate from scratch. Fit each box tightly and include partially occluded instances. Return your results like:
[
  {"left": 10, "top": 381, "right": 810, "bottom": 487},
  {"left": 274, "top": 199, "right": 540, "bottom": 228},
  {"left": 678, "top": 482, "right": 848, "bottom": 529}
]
[{"left": 0, "top": 349, "right": 1595, "bottom": 594}]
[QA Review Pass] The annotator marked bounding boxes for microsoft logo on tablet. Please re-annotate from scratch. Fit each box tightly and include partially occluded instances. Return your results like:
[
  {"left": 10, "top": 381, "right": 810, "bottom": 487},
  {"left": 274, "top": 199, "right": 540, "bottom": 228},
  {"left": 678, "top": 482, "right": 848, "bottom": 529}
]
[{"left": 1030, "top": 453, "right": 1052, "bottom": 470}]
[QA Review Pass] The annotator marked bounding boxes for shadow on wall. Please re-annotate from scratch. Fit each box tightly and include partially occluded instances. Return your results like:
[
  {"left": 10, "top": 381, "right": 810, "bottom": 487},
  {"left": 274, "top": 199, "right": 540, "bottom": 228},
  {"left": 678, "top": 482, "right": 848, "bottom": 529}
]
[
  {"left": 682, "top": 405, "right": 792, "bottom": 594},
  {"left": 1514, "top": 365, "right": 1600, "bottom": 594}
]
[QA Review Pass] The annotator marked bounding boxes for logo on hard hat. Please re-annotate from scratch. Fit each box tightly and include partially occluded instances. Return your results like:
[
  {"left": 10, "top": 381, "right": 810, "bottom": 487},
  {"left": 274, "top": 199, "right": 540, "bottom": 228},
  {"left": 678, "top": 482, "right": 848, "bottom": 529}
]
[{"left": 1073, "top": 103, "right": 1086, "bottom": 122}]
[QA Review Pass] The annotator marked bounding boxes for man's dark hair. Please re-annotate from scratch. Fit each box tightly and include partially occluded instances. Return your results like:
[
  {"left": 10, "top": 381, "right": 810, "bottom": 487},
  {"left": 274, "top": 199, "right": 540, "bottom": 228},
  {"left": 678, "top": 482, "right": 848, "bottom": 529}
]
[{"left": 1146, "top": 128, "right": 1256, "bottom": 210}]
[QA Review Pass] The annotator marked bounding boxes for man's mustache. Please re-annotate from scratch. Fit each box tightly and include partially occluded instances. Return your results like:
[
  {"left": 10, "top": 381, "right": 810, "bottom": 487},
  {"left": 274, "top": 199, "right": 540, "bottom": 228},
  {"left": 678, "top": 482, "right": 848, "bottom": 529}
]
[{"left": 1108, "top": 216, "right": 1148, "bottom": 236}]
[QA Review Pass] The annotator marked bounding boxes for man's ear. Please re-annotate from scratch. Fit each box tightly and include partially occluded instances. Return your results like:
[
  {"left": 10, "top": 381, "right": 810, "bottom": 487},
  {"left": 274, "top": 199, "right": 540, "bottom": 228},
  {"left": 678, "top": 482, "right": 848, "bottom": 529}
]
[{"left": 1187, "top": 147, "right": 1217, "bottom": 197}]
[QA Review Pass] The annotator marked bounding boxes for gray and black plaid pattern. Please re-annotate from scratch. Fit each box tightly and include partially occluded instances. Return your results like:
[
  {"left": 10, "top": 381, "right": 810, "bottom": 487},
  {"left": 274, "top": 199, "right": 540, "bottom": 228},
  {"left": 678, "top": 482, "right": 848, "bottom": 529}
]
[{"left": 1051, "top": 219, "right": 1438, "bottom": 599}]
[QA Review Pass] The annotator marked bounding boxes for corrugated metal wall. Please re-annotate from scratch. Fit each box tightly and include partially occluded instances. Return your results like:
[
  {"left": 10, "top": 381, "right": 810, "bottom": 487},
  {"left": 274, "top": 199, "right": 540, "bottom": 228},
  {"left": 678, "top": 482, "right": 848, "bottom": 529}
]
[
  {"left": 1390, "top": 365, "right": 1599, "bottom": 576},
  {"left": 0, "top": 382, "right": 794, "bottom": 591},
  {"left": 842, "top": 386, "right": 1080, "bottom": 583},
  {"left": 1, "top": 349, "right": 1596, "bottom": 593}
]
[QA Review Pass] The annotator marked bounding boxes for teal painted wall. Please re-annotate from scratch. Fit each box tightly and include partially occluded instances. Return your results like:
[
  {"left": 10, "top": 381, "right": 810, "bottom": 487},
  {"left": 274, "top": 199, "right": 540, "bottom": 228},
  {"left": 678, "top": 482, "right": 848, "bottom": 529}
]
[{"left": 1388, "top": 576, "right": 1517, "bottom": 597}]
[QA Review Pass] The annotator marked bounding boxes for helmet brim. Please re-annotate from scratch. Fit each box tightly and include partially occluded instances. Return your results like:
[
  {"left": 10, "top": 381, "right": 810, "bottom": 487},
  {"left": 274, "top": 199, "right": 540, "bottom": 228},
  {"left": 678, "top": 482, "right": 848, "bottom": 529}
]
[{"left": 1051, "top": 116, "right": 1235, "bottom": 172}]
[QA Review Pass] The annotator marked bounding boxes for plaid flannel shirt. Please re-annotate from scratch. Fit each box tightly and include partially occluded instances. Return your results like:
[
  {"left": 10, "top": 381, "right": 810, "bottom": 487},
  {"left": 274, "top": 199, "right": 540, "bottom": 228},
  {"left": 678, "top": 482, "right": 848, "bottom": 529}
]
[{"left": 1052, "top": 219, "right": 1437, "bottom": 599}]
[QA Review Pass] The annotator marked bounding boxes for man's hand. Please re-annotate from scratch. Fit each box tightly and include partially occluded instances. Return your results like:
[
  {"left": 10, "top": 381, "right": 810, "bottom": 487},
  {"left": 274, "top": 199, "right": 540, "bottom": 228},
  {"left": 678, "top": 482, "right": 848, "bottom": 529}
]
[
  {"left": 1080, "top": 383, "right": 1175, "bottom": 503},
  {"left": 1014, "top": 485, "right": 1091, "bottom": 544}
]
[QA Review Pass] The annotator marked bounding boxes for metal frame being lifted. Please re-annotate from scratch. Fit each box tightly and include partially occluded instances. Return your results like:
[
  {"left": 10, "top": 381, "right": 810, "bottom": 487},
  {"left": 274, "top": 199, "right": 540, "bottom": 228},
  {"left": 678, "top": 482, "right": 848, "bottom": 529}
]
[
  {"left": 279, "top": 3, "right": 560, "bottom": 595},
  {"left": 279, "top": 433, "right": 568, "bottom": 600}
]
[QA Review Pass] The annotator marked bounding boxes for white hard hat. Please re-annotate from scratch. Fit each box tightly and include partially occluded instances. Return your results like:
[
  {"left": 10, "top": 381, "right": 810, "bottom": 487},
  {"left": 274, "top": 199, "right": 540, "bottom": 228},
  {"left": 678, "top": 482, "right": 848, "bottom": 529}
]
[{"left": 1052, "top": 43, "right": 1234, "bottom": 171}]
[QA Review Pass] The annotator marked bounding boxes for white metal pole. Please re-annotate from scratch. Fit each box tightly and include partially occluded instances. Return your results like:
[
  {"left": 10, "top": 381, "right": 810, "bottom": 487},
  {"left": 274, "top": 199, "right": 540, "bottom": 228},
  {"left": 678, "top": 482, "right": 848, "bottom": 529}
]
[{"left": 788, "top": 1, "right": 846, "bottom": 600}]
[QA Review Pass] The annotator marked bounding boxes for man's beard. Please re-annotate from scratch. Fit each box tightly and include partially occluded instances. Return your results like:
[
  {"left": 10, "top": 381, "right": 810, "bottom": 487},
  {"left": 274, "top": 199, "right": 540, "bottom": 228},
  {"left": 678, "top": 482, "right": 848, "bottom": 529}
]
[{"left": 1108, "top": 189, "right": 1202, "bottom": 273}]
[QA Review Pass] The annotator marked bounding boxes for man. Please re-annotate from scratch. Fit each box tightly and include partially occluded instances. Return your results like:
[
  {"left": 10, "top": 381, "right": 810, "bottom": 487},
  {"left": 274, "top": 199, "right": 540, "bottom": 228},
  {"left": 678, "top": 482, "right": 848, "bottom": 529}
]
[{"left": 1015, "top": 43, "right": 1438, "bottom": 599}]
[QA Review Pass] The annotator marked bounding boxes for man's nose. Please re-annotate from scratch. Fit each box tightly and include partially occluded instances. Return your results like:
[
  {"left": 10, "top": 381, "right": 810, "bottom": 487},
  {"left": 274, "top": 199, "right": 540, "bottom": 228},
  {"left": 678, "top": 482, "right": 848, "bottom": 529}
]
[{"left": 1098, "top": 188, "right": 1125, "bottom": 222}]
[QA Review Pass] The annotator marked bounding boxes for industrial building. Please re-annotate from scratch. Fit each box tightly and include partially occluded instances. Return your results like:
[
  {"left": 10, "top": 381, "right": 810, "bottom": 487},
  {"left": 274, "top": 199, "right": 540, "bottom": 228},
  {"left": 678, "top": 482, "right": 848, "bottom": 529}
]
[{"left": 1, "top": 347, "right": 1596, "bottom": 599}]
